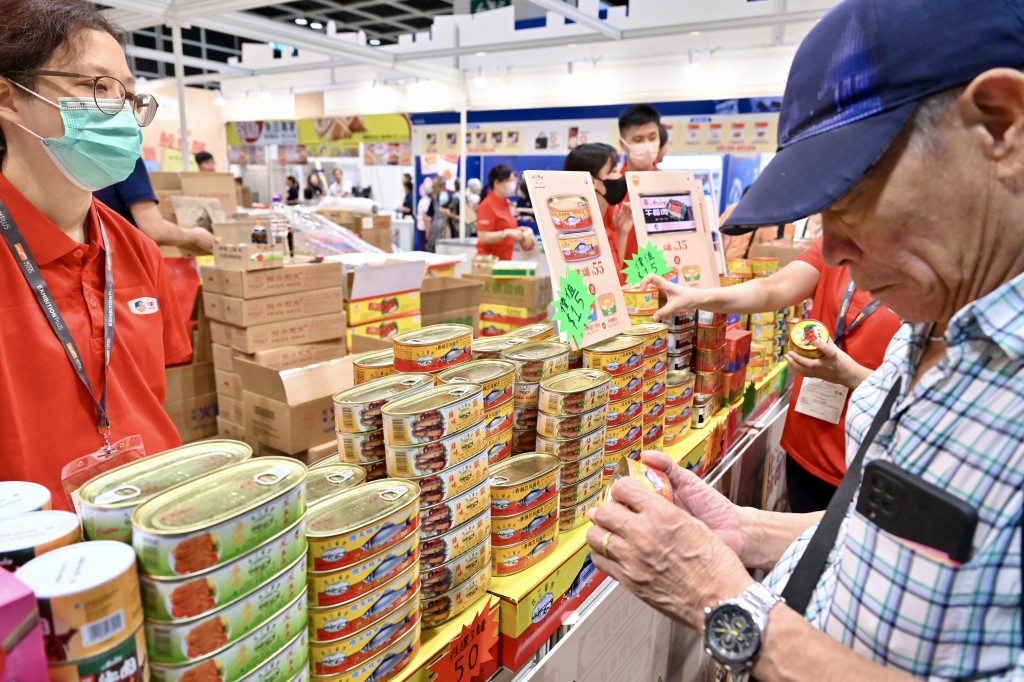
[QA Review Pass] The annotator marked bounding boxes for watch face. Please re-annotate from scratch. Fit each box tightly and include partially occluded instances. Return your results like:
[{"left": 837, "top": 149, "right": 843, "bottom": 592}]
[{"left": 706, "top": 603, "right": 761, "bottom": 664}]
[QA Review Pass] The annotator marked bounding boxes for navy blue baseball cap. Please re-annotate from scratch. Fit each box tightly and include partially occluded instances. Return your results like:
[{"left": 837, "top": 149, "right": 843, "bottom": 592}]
[{"left": 721, "top": 0, "right": 1024, "bottom": 234}]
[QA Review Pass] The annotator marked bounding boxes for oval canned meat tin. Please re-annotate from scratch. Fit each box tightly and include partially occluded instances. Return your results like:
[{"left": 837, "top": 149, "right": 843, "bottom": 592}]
[
  {"left": 606, "top": 394, "right": 643, "bottom": 426},
  {"left": 238, "top": 628, "right": 309, "bottom": 682},
  {"left": 0, "top": 480, "right": 51, "bottom": 518},
  {"left": 17, "top": 541, "right": 142, "bottom": 663},
  {"left": 437, "top": 359, "right": 515, "bottom": 409},
  {"left": 538, "top": 369, "right": 611, "bottom": 416},
  {"left": 420, "top": 509, "right": 490, "bottom": 569},
  {"left": 358, "top": 458, "right": 389, "bottom": 482},
  {"left": 309, "top": 596, "right": 420, "bottom": 677},
  {"left": 337, "top": 429, "right": 386, "bottom": 465},
  {"left": 308, "top": 561, "right": 419, "bottom": 643},
  {"left": 132, "top": 458, "right": 306, "bottom": 579},
  {"left": 512, "top": 381, "right": 540, "bottom": 408},
  {"left": 352, "top": 349, "right": 395, "bottom": 385},
  {"left": 492, "top": 522, "right": 558, "bottom": 576},
  {"left": 501, "top": 341, "right": 571, "bottom": 383},
  {"left": 666, "top": 370, "right": 696, "bottom": 406},
  {"left": 140, "top": 520, "right": 305, "bottom": 623},
  {"left": 621, "top": 322, "right": 669, "bottom": 357},
  {"left": 560, "top": 450, "right": 604, "bottom": 488},
  {"left": 307, "top": 480, "right": 419, "bottom": 573},
  {"left": 381, "top": 384, "right": 484, "bottom": 446},
  {"left": 333, "top": 374, "right": 435, "bottom": 433},
  {"left": 583, "top": 335, "right": 644, "bottom": 376},
  {"left": 46, "top": 625, "right": 146, "bottom": 682},
  {"left": 605, "top": 414, "right": 643, "bottom": 454},
  {"left": 422, "top": 538, "right": 489, "bottom": 601},
  {"left": 422, "top": 565, "right": 491, "bottom": 629},
  {"left": 385, "top": 421, "right": 485, "bottom": 478},
  {"left": 490, "top": 453, "right": 560, "bottom": 517},
  {"left": 392, "top": 324, "right": 473, "bottom": 373},
  {"left": 306, "top": 465, "right": 367, "bottom": 507},
  {"left": 512, "top": 429, "right": 537, "bottom": 453},
  {"left": 313, "top": 619, "right": 421, "bottom": 681},
  {"left": 78, "top": 440, "right": 253, "bottom": 543},
  {"left": 535, "top": 404, "right": 607, "bottom": 441},
  {"left": 404, "top": 449, "right": 488, "bottom": 508},
  {"left": 559, "top": 469, "right": 604, "bottom": 508},
  {"left": 491, "top": 496, "right": 558, "bottom": 548},
  {"left": 513, "top": 404, "right": 539, "bottom": 431},
  {"left": 507, "top": 321, "right": 556, "bottom": 341},
  {"left": 534, "top": 427, "right": 605, "bottom": 463},
  {"left": 483, "top": 398, "right": 514, "bottom": 437},
  {"left": 471, "top": 335, "right": 528, "bottom": 359},
  {"left": 547, "top": 195, "right": 592, "bottom": 231},
  {"left": 483, "top": 425, "right": 513, "bottom": 465},
  {"left": 309, "top": 452, "right": 341, "bottom": 469},
  {"left": 560, "top": 491, "right": 602, "bottom": 533},
  {"left": 308, "top": 534, "right": 419, "bottom": 608},
  {"left": 0, "top": 510, "right": 80, "bottom": 571},
  {"left": 419, "top": 479, "right": 489, "bottom": 540}
]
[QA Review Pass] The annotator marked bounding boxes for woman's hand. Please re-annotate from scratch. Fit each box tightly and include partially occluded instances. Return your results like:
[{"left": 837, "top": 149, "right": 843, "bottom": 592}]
[{"left": 636, "top": 274, "right": 706, "bottom": 322}]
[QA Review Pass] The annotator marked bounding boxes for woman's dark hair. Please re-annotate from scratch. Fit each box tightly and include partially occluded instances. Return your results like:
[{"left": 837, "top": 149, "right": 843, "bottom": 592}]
[
  {"left": 307, "top": 172, "right": 320, "bottom": 186},
  {"left": 487, "top": 164, "right": 514, "bottom": 188},
  {"left": 0, "top": 0, "right": 123, "bottom": 166},
  {"left": 564, "top": 143, "right": 619, "bottom": 176},
  {"left": 286, "top": 175, "right": 297, "bottom": 185}
]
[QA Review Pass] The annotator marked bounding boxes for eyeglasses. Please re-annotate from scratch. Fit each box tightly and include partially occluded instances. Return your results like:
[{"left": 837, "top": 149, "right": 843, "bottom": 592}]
[{"left": 25, "top": 70, "right": 159, "bottom": 127}]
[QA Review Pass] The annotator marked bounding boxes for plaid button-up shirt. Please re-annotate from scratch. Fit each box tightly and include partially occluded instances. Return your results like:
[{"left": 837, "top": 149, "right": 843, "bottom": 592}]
[{"left": 765, "top": 273, "right": 1024, "bottom": 680}]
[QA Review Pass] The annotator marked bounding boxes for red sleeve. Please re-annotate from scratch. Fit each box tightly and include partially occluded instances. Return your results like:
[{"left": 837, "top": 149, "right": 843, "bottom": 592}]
[{"left": 794, "top": 235, "right": 825, "bottom": 271}]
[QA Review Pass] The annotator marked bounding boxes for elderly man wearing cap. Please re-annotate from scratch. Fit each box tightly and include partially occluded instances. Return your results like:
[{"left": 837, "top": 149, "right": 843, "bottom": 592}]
[{"left": 587, "top": 0, "right": 1024, "bottom": 679}]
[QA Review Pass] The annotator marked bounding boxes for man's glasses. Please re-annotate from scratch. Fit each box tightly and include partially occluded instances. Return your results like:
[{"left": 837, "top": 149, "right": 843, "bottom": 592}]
[{"left": 26, "top": 70, "right": 159, "bottom": 127}]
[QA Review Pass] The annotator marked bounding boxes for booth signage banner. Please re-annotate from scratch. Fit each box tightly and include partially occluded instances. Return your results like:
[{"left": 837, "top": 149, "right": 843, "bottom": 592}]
[
  {"left": 617, "top": 114, "right": 778, "bottom": 154},
  {"left": 227, "top": 114, "right": 412, "bottom": 150}
]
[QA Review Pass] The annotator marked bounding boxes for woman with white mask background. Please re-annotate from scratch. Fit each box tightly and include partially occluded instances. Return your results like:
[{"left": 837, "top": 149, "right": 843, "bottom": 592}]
[{"left": 476, "top": 164, "right": 534, "bottom": 261}]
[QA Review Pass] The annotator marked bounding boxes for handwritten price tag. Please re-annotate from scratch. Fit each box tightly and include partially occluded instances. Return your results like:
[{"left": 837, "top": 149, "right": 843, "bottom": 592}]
[
  {"left": 553, "top": 269, "right": 596, "bottom": 348},
  {"left": 622, "top": 241, "right": 672, "bottom": 285},
  {"left": 427, "top": 605, "right": 500, "bottom": 682}
]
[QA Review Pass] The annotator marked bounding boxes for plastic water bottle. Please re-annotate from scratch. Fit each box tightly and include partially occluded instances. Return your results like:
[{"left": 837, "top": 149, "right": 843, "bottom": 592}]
[{"left": 269, "top": 195, "right": 287, "bottom": 247}]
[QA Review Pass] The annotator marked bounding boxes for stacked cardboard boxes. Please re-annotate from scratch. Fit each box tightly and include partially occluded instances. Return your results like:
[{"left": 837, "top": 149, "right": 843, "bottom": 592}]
[
  {"left": 420, "top": 277, "right": 484, "bottom": 336},
  {"left": 315, "top": 208, "right": 394, "bottom": 252},
  {"left": 465, "top": 273, "right": 552, "bottom": 336},
  {"left": 344, "top": 260, "right": 426, "bottom": 347}
]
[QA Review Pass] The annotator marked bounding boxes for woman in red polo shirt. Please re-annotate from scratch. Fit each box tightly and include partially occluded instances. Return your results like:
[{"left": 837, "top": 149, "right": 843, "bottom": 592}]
[
  {"left": 476, "top": 164, "right": 534, "bottom": 261},
  {"left": 0, "top": 0, "right": 190, "bottom": 509}
]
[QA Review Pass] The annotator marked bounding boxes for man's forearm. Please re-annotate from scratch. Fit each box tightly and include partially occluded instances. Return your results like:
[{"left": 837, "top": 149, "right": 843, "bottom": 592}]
[{"left": 738, "top": 507, "right": 822, "bottom": 570}]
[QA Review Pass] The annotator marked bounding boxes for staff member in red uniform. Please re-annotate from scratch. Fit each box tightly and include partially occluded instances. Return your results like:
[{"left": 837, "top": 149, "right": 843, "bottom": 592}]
[
  {"left": 476, "top": 164, "right": 534, "bottom": 261},
  {"left": 640, "top": 236, "right": 901, "bottom": 512},
  {"left": 0, "top": 0, "right": 191, "bottom": 509}
]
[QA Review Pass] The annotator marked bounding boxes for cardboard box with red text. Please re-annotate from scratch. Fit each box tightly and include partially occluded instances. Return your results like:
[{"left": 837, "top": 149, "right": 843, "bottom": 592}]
[
  {"left": 164, "top": 361, "right": 216, "bottom": 405},
  {"left": 202, "top": 262, "right": 345, "bottom": 300},
  {"left": 209, "top": 312, "right": 347, "bottom": 354},
  {"left": 464, "top": 274, "right": 552, "bottom": 309},
  {"left": 204, "top": 287, "right": 344, "bottom": 327}
]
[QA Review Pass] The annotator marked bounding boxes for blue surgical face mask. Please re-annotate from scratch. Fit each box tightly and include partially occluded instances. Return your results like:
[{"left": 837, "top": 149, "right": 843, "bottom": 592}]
[{"left": 12, "top": 83, "right": 142, "bottom": 191}]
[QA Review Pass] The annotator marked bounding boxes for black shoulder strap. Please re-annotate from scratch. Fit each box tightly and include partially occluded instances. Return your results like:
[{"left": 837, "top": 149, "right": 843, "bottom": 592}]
[{"left": 780, "top": 379, "right": 903, "bottom": 614}]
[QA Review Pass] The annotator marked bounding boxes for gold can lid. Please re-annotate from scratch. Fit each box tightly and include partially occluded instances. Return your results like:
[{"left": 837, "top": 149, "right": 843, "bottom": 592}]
[
  {"left": 789, "top": 319, "right": 830, "bottom": 351},
  {"left": 584, "top": 335, "right": 643, "bottom": 354},
  {"left": 131, "top": 458, "right": 306, "bottom": 536},
  {"left": 506, "top": 322, "right": 555, "bottom": 340},
  {"left": 381, "top": 383, "right": 483, "bottom": 418},
  {"left": 437, "top": 360, "right": 516, "bottom": 385},
  {"left": 308, "top": 452, "right": 340, "bottom": 469},
  {"left": 490, "top": 453, "right": 561, "bottom": 487},
  {"left": 79, "top": 440, "right": 253, "bottom": 510},
  {"left": 547, "top": 195, "right": 588, "bottom": 211},
  {"left": 622, "top": 323, "right": 668, "bottom": 337},
  {"left": 332, "top": 374, "right": 434, "bottom": 408},
  {"left": 502, "top": 341, "right": 570, "bottom": 362},
  {"left": 539, "top": 369, "right": 611, "bottom": 394},
  {"left": 353, "top": 349, "right": 394, "bottom": 368},
  {"left": 666, "top": 370, "right": 695, "bottom": 387},
  {"left": 306, "top": 480, "right": 419, "bottom": 538},
  {"left": 473, "top": 336, "right": 529, "bottom": 354},
  {"left": 306, "top": 465, "right": 367, "bottom": 506},
  {"left": 394, "top": 324, "right": 472, "bottom": 346}
]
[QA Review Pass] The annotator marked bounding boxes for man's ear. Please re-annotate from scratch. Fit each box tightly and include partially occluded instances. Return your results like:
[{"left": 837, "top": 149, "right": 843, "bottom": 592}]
[{"left": 961, "top": 68, "right": 1024, "bottom": 180}]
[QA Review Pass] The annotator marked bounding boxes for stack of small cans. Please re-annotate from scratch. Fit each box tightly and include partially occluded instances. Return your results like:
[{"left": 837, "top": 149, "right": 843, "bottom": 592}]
[
  {"left": 582, "top": 336, "right": 645, "bottom": 485},
  {"left": 501, "top": 341, "right": 572, "bottom": 453},
  {"left": 489, "top": 454, "right": 561, "bottom": 576},
  {"left": 666, "top": 311, "right": 697, "bottom": 372},
  {"left": 692, "top": 311, "right": 728, "bottom": 429},
  {"left": 664, "top": 370, "right": 697, "bottom": 446}
]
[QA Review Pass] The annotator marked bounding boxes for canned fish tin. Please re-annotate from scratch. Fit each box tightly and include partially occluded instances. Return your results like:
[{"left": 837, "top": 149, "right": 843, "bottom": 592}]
[
  {"left": 559, "top": 492, "right": 601, "bottom": 533},
  {"left": 556, "top": 229, "right": 600, "bottom": 262},
  {"left": 664, "top": 420, "right": 690, "bottom": 446},
  {"left": 512, "top": 381, "right": 540, "bottom": 408},
  {"left": 621, "top": 323, "right": 669, "bottom": 357},
  {"left": 406, "top": 449, "right": 488, "bottom": 508},
  {"left": 309, "top": 452, "right": 341, "bottom": 469},
  {"left": 605, "top": 414, "right": 643, "bottom": 454},
  {"left": 422, "top": 538, "right": 489, "bottom": 601},
  {"left": 513, "top": 404, "right": 538, "bottom": 431},
  {"left": 0, "top": 481, "right": 50, "bottom": 518},
  {"left": 788, "top": 319, "right": 830, "bottom": 358},
  {"left": 559, "top": 470, "right": 604, "bottom": 508},
  {"left": 421, "top": 509, "right": 490, "bottom": 568},
  {"left": 422, "top": 565, "right": 490, "bottom": 629},
  {"left": 547, "top": 195, "right": 592, "bottom": 231},
  {"left": 608, "top": 458, "right": 672, "bottom": 501},
  {"left": 492, "top": 522, "right": 558, "bottom": 576},
  {"left": 484, "top": 399, "right": 514, "bottom": 436},
  {"left": 607, "top": 369, "right": 644, "bottom": 401},
  {"left": 645, "top": 400, "right": 666, "bottom": 422},
  {"left": 643, "top": 417, "right": 666, "bottom": 447},
  {"left": 307, "top": 480, "right": 419, "bottom": 573},
  {"left": 606, "top": 394, "right": 642, "bottom": 426},
  {"left": 333, "top": 375, "right": 435, "bottom": 433},
  {"left": 490, "top": 453, "right": 560, "bottom": 517},
  {"left": 338, "top": 429, "right": 385, "bottom": 465},
  {"left": 502, "top": 341, "right": 571, "bottom": 383},
  {"left": 534, "top": 427, "right": 605, "bottom": 463},
  {"left": 622, "top": 286, "right": 659, "bottom": 316},
  {"left": 666, "top": 371, "right": 696, "bottom": 406},
  {"left": 628, "top": 314, "right": 657, "bottom": 325},
  {"left": 145, "top": 554, "right": 308, "bottom": 664},
  {"left": 307, "top": 465, "right": 367, "bottom": 507},
  {"left": 239, "top": 628, "right": 308, "bottom": 682},
  {"left": 308, "top": 534, "right": 418, "bottom": 608},
  {"left": 353, "top": 349, "right": 395, "bottom": 385},
  {"left": 643, "top": 353, "right": 669, "bottom": 380},
  {"left": 560, "top": 449, "right": 604, "bottom": 487},
  {"left": 420, "top": 479, "right": 489, "bottom": 540},
  {"left": 385, "top": 421, "right": 485, "bottom": 478},
  {"left": 132, "top": 458, "right": 305, "bottom": 578},
  {"left": 47, "top": 625, "right": 146, "bottom": 682},
  {"left": 308, "top": 561, "right": 419, "bottom": 643},
  {"left": 492, "top": 496, "right": 558, "bottom": 548},
  {"left": 483, "top": 425, "right": 513, "bottom": 465},
  {"left": 507, "top": 321, "right": 556, "bottom": 342},
  {"left": 583, "top": 336, "right": 644, "bottom": 377},
  {"left": 382, "top": 384, "right": 484, "bottom": 446},
  {"left": 149, "top": 590, "right": 307, "bottom": 682},
  {"left": 309, "top": 598, "right": 419, "bottom": 677},
  {"left": 17, "top": 541, "right": 142, "bottom": 663},
  {"left": 393, "top": 324, "right": 473, "bottom": 373},
  {"left": 538, "top": 369, "right": 611, "bottom": 416},
  {"left": 512, "top": 429, "right": 537, "bottom": 453},
  {"left": 359, "top": 458, "right": 389, "bottom": 482},
  {"left": 317, "top": 618, "right": 421, "bottom": 679},
  {"left": 78, "top": 440, "right": 253, "bottom": 543},
  {"left": 438, "top": 359, "right": 516, "bottom": 409},
  {"left": 472, "top": 335, "right": 528, "bottom": 359},
  {"left": 140, "top": 520, "right": 305, "bottom": 623},
  {"left": 0, "top": 510, "right": 80, "bottom": 571},
  {"left": 665, "top": 402, "right": 693, "bottom": 428},
  {"left": 643, "top": 372, "right": 668, "bottom": 402}
]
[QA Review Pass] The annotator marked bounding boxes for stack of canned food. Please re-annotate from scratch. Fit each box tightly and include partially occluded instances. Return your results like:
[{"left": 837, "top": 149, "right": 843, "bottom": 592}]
[
  {"left": 381, "top": 382, "right": 493, "bottom": 629},
  {"left": 392, "top": 324, "right": 474, "bottom": 376},
  {"left": 303, "top": 462, "right": 367, "bottom": 506},
  {"left": 333, "top": 374, "right": 435, "bottom": 482},
  {"left": 0, "top": 507, "right": 80, "bottom": 571},
  {"left": 665, "top": 311, "right": 697, "bottom": 372},
  {"left": 583, "top": 335, "right": 644, "bottom": 481},
  {"left": 664, "top": 370, "right": 697, "bottom": 447},
  {"left": 535, "top": 369, "right": 610, "bottom": 532},
  {"left": 622, "top": 323, "right": 669, "bottom": 452},
  {"left": 489, "top": 453, "right": 561, "bottom": 576},
  {"left": 501, "top": 340, "right": 571, "bottom": 454},
  {"left": 437, "top": 359, "right": 517, "bottom": 466},
  {"left": 692, "top": 311, "right": 728, "bottom": 430},
  {"left": 622, "top": 285, "right": 659, "bottom": 324},
  {"left": 504, "top": 319, "right": 581, "bottom": 370},
  {"left": 747, "top": 310, "right": 778, "bottom": 381}
]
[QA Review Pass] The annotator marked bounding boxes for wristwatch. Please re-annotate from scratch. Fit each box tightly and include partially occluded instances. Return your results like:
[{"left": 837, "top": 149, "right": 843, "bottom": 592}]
[{"left": 703, "top": 582, "right": 783, "bottom": 681}]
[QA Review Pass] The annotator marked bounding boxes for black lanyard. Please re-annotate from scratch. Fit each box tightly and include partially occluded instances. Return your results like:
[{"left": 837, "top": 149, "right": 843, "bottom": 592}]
[
  {"left": 834, "top": 280, "right": 881, "bottom": 350},
  {"left": 0, "top": 197, "right": 115, "bottom": 444}
]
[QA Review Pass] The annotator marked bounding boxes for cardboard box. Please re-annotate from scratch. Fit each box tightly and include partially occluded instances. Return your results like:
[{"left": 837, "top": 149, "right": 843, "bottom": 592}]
[
  {"left": 150, "top": 171, "right": 238, "bottom": 213},
  {"left": 217, "top": 416, "right": 247, "bottom": 441},
  {"left": 359, "top": 215, "right": 393, "bottom": 253},
  {"left": 164, "top": 361, "right": 216, "bottom": 405},
  {"left": 350, "top": 334, "right": 394, "bottom": 354},
  {"left": 478, "top": 302, "right": 547, "bottom": 323},
  {"left": 209, "top": 312, "right": 347, "bottom": 354},
  {"left": 212, "top": 343, "right": 237, "bottom": 373},
  {"left": 464, "top": 274, "right": 552, "bottom": 309},
  {"left": 315, "top": 208, "right": 357, "bottom": 229},
  {"left": 153, "top": 189, "right": 182, "bottom": 221},
  {"left": 306, "top": 439, "right": 338, "bottom": 463},
  {"left": 249, "top": 341, "right": 349, "bottom": 369},
  {"left": 218, "top": 393, "right": 245, "bottom": 425},
  {"left": 0, "top": 570, "right": 49, "bottom": 680},
  {"left": 419, "top": 277, "right": 484, "bottom": 317},
  {"left": 344, "top": 260, "right": 426, "bottom": 325},
  {"left": 748, "top": 238, "right": 815, "bottom": 268},
  {"left": 214, "top": 243, "right": 286, "bottom": 271},
  {"left": 212, "top": 218, "right": 262, "bottom": 245},
  {"left": 164, "top": 392, "right": 219, "bottom": 443},
  {"left": 214, "top": 368, "right": 243, "bottom": 399},
  {"left": 205, "top": 287, "right": 344, "bottom": 327},
  {"left": 421, "top": 306, "right": 479, "bottom": 336},
  {"left": 236, "top": 357, "right": 353, "bottom": 454},
  {"left": 202, "top": 262, "right": 345, "bottom": 300},
  {"left": 347, "top": 313, "right": 421, "bottom": 347},
  {"left": 726, "top": 328, "right": 753, "bottom": 373},
  {"left": 346, "top": 291, "right": 419, "bottom": 326}
]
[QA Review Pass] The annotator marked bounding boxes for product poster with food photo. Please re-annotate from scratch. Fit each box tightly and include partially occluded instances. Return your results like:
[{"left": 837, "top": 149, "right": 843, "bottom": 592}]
[
  {"left": 525, "top": 171, "right": 630, "bottom": 350},
  {"left": 625, "top": 171, "right": 721, "bottom": 288}
]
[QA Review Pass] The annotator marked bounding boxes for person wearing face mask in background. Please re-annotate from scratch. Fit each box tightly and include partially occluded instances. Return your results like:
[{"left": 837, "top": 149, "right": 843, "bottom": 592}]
[
  {"left": 564, "top": 143, "right": 630, "bottom": 282},
  {"left": 476, "top": 164, "right": 534, "bottom": 260},
  {"left": 0, "top": 0, "right": 192, "bottom": 510},
  {"left": 656, "top": 122, "right": 669, "bottom": 166}
]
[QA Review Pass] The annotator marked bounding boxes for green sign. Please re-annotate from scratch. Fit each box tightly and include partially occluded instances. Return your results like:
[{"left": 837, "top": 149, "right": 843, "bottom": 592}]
[
  {"left": 553, "top": 269, "right": 595, "bottom": 348},
  {"left": 622, "top": 241, "right": 672, "bottom": 285},
  {"left": 471, "top": 0, "right": 512, "bottom": 13}
]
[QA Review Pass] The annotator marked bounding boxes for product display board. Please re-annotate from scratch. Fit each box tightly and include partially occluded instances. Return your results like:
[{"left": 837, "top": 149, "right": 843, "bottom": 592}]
[
  {"left": 525, "top": 171, "right": 630, "bottom": 349},
  {"left": 626, "top": 171, "right": 721, "bottom": 288}
]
